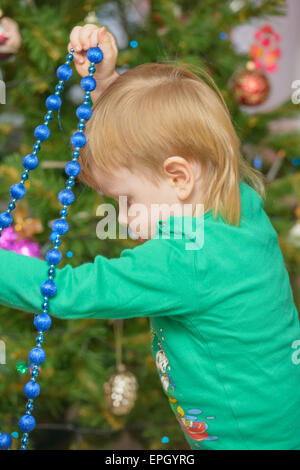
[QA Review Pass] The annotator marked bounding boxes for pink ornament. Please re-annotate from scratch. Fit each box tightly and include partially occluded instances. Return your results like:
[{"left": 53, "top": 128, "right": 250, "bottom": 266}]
[
  {"left": 13, "top": 238, "right": 42, "bottom": 258},
  {"left": 0, "top": 226, "right": 18, "bottom": 250},
  {"left": 0, "top": 226, "right": 42, "bottom": 259}
]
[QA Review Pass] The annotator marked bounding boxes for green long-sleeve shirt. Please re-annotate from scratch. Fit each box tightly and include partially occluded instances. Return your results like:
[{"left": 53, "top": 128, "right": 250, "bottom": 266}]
[{"left": 1, "top": 181, "right": 300, "bottom": 450}]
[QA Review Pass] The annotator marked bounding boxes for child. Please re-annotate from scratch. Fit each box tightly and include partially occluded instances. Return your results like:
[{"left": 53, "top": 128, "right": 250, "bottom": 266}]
[{"left": 0, "top": 24, "right": 300, "bottom": 450}]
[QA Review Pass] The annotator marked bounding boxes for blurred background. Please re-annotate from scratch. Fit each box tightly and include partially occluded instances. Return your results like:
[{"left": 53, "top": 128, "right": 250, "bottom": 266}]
[{"left": 0, "top": 0, "right": 299, "bottom": 450}]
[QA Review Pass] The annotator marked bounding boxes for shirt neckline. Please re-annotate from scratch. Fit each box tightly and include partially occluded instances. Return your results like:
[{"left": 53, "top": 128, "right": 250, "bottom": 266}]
[{"left": 154, "top": 181, "right": 248, "bottom": 239}]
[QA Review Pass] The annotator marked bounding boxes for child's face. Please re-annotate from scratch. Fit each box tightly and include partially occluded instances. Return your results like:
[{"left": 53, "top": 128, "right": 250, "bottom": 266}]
[{"left": 93, "top": 165, "right": 188, "bottom": 241}]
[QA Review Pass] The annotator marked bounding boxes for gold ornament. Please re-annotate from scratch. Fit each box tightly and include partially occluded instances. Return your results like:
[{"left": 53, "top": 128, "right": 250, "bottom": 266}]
[
  {"left": 103, "top": 320, "right": 138, "bottom": 415},
  {"left": 14, "top": 205, "right": 43, "bottom": 239}
]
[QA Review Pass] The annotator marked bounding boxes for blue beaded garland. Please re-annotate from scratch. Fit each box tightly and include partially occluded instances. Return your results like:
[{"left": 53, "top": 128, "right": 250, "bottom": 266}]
[
  {"left": 56, "top": 64, "right": 73, "bottom": 81},
  {"left": 46, "top": 248, "right": 62, "bottom": 266},
  {"left": 40, "top": 279, "right": 57, "bottom": 298},
  {"left": 0, "top": 433, "right": 13, "bottom": 450},
  {"left": 28, "top": 347, "right": 46, "bottom": 365},
  {"left": 10, "top": 183, "right": 26, "bottom": 200},
  {"left": 23, "top": 153, "right": 39, "bottom": 170},
  {"left": 86, "top": 47, "right": 103, "bottom": 64},
  {"left": 0, "top": 45, "right": 103, "bottom": 450},
  {"left": 58, "top": 189, "right": 75, "bottom": 206},
  {"left": 34, "top": 313, "right": 52, "bottom": 331},
  {"left": 80, "top": 76, "right": 96, "bottom": 92},
  {"left": 52, "top": 219, "right": 69, "bottom": 235},
  {"left": 24, "top": 381, "right": 40, "bottom": 399},
  {"left": 31, "top": 368, "right": 39, "bottom": 378},
  {"left": 76, "top": 104, "right": 93, "bottom": 120},
  {"left": 46, "top": 94, "right": 62, "bottom": 111},
  {"left": 19, "top": 415, "right": 36, "bottom": 433},
  {"left": 70, "top": 131, "right": 86, "bottom": 148},
  {"left": 65, "top": 161, "right": 81, "bottom": 177},
  {"left": 34, "top": 124, "right": 50, "bottom": 141},
  {"left": 0, "top": 212, "right": 13, "bottom": 228}
]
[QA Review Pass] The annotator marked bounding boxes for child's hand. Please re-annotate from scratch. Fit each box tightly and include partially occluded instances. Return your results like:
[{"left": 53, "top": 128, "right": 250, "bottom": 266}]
[{"left": 68, "top": 24, "right": 118, "bottom": 83}]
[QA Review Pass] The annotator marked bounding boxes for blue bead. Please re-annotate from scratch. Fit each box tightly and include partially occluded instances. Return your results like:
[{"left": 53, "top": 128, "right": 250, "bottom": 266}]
[
  {"left": 70, "top": 132, "right": 86, "bottom": 148},
  {"left": 89, "top": 65, "right": 96, "bottom": 73},
  {"left": 46, "top": 248, "right": 62, "bottom": 266},
  {"left": 36, "top": 333, "right": 44, "bottom": 343},
  {"left": 21, "top": 436, "right": 29, "bottom": 445},
  {"left": 50, "top": 231, "right": 59, "bottom": 242},
  {"left": 0, "top": 212, "right": 13, "bottom": 228},
  {"left": 21, "top": 171, "right": 29, "bottom": 181},
  {"left": 8, "top": 202, "right": 15, "bottom": 210},
  {"left": 253, "top": 156, "right": 262, "bottom": 169},
  {"left": 80, "top": 76, "right": 96, "bottom": 92},
  {"left": 52, "top": 218, "right": 69, "bottom": 235},
  {"left": 34, "top": 124, "right": 50, "bottom": 141},
  {"left": 10, "top": 183, "right": 26, "bottom": 200},
  {"left": 0, "top": 433, "right": 13, "bottom": 450},
  {"left": 48, "top": 248, "right": 62, "bottom": 264},
  {"left": 31, "top": 368, "right": 39, "bottom": 378},
  {"left": 48, "top": 267, "right": 56, "bottom": 276},
  {"left": 58, "top": 189, "right": 75, "bottom": 206},
  {"left": 78, "top": 122, "right": 85, "bottom": 131},
  {"left": 26, "top": 402, "right": 34, "bottom": 412},
  {"left": 65, "top": 161, "right": 81, "bottom": 177},
  {"left": 24, "top": 381, "right": 40, "bottom": 399},
  {"left": 56, "top": 64, "right": 73, "bottom": 81},
  {"left": 67, "top": 53, "right": 73, "bottom": 61},
  {"left": 72, "top": 150, "right": 79, "bottom": 158},
  {"left": 40, "top": 279, "right": 57, "bottom": 298},
  {"left": 55, "top": 84, "right": 63, "bottom": 93},
  {"left": 19, "top": 415, "right": 36, "bottom": 433},
  {"left": 34, "top": 313, "right": 52, "bottom": 331},
  {"left": 23, "top": 154, "right": 39, "bottom": 170},
  {"left": 46, "top": 94, "right": 62, "bottom": 111},
  {"left": 60, "top": 209, "right": 68, "bottom": 217},
  {"left": 28, "top": 347, "right": 46, "bottom": 365},
  {"left": 87, "top": 47, "right": 103, "bottom": 64}
]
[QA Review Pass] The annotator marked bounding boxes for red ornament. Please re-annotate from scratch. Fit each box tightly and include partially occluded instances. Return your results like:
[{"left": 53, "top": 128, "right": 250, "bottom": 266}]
[{"left": 232, "top": 68, "right": 270, "bottom": 106}]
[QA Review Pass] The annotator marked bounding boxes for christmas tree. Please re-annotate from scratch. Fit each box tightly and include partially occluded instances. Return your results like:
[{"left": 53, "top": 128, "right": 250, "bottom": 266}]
[{"left": 0, "top": 0, "right": 299, "bottom": 450}]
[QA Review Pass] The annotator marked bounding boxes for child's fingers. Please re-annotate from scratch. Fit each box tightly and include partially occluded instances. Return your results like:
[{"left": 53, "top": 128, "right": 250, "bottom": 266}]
[
  {"left": 69, "top": 24, "right": 105, "bottom": 53},
  {"left": 79, "top": 24, "right": 101, "bottom": 50},
  {"left": 69, "top": 25, "right": 83, "bottom": 52}
]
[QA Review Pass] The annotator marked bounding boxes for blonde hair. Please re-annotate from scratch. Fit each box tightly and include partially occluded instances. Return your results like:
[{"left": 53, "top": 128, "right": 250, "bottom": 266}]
[{"left": 78, "top": 61, "right": 266, "bottom": 226}]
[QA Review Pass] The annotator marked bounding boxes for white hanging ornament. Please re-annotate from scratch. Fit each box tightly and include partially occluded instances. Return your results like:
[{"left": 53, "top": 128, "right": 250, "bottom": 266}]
[
  {"left": 103, "top": 320, "right": 138, "bottom": 415},
  {"left": 104, "top": 364, "right": 138, "bottom": 416},
  {"left": 287, "top": 221, "right": 300, "bottom": 248}
]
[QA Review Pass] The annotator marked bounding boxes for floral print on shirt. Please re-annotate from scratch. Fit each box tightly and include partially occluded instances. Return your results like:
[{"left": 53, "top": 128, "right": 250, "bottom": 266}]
[{"left": 151, "top": 325, "right": 219, "bottom": 445}]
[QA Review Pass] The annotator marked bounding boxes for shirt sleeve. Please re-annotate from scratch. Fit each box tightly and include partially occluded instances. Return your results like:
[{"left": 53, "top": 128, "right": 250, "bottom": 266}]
[{"left": 0, "top": 239, "right": 195, "bottom": 320}]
